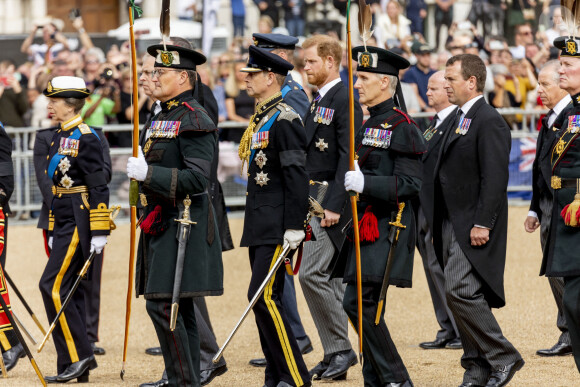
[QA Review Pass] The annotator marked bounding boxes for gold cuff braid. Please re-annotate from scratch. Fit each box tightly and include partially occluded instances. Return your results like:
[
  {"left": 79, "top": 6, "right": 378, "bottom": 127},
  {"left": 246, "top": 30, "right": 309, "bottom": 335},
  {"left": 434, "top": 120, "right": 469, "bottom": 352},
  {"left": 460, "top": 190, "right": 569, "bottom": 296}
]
[{"left": 90, "top": 203, "right": 111, "bottom": 231}]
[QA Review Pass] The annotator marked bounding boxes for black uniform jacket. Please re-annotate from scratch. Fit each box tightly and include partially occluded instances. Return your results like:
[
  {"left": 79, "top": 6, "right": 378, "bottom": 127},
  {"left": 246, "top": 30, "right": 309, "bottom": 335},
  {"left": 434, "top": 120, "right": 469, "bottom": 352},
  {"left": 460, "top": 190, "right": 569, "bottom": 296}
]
[
  {"left": 46, "top": 115, "right": 111, "bottom": 258},
  {"left": 304, "top": 80, "right": 363, "bottom": 256},
  {"left": 0, "top": 123, "right": 13, "bottom": 212},
  {"left": 530, "top": 102, "right": 573, "bottom": 222},
  {"left": 433, "top": 97, "right": 511, "bottom": 308},
  {"left": 136, "top": 90, "right": 223, "bottom": 299},
  {"left": 417, "top": 107, "right": 458, "bottom": 230},
  {"left": 34, "top": 126, "right": 111, "bottom": 230},
  {"left": 542, "top": 93, "right": 580, "bottom": 277},
  {"left": 333, "top": 98, "right": 426, "bottom": 287},
  {"left": 240, "top": 94, "right": 309, "bottom": 247}
]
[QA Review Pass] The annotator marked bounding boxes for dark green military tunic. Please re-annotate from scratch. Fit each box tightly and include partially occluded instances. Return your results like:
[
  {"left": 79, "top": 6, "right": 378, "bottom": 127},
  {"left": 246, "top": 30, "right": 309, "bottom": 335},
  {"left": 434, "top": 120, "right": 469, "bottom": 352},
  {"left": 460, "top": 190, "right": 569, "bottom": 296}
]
[
  {"left": 136, "top": 90, "right": 223, "bottom": 299},
  {"left": 341, "top": 98, "right": 427, "bottom": 287}
]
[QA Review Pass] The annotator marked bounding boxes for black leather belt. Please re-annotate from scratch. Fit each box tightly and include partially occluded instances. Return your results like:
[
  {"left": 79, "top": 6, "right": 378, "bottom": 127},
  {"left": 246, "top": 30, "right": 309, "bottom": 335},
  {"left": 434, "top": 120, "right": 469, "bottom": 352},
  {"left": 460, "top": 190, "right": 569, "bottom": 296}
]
[{"left": 551, "top": 176, "right": 579, "bottom": 190}]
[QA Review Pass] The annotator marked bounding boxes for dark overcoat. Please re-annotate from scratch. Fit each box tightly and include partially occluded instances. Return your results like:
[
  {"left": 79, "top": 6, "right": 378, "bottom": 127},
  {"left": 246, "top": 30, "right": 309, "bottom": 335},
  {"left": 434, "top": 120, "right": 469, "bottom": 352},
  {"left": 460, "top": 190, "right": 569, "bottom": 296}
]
[
  {"left": 433, "top": 97, "right": 511, "bottom": 308},
  {"left": 136, "top": 90, "right": 223, "bottom": 299},
  {"left": 334, "top": 99, "right": 426, "bottom": 287},
  {"left": 304, "top": 81, "right": 363, "bottom": 257}
]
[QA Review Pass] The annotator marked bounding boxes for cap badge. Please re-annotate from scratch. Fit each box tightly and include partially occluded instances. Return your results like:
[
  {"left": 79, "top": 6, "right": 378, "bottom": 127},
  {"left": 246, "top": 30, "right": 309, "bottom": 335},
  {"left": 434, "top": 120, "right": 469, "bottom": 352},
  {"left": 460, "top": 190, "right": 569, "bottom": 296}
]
[
  {"left": 160, "top": 50, "right": 174, "bottom": 66},
  {"left": 254, "top": 38, "right": 259, "bottom": 46},
  {"left": 357, "top": 52, "right": 378, "bottom": 68},
  {"left": 47, "top": 81, "right": 53, "bottom": 93}
]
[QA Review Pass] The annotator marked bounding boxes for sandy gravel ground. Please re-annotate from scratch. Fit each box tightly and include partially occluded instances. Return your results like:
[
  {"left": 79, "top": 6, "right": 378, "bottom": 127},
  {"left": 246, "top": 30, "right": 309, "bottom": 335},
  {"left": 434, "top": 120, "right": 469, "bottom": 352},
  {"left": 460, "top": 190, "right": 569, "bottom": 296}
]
[{"left": 1, "top": 207, "right": 579, "bottom": 386}]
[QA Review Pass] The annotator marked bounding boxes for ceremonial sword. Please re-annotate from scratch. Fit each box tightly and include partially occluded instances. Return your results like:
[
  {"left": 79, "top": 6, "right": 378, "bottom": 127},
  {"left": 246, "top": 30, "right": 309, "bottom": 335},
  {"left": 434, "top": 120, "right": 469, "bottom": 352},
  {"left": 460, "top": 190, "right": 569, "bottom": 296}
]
[
  {"left": 170, "top": 195, "right": 197, "bottom": 331},
  {"left": 375, "top": 202, "right": 406, "bottom": 325}
]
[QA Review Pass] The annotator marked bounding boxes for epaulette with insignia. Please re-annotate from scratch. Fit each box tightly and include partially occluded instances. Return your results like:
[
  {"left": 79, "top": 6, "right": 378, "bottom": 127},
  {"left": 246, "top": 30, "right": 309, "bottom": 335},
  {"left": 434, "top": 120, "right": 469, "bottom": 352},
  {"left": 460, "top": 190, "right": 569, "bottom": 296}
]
[
  {"left": 78, "top": 123, "right": 92, "bottom": 135},
  {"left": 276, "top": 102, "right": 302, "bottom": 124}
]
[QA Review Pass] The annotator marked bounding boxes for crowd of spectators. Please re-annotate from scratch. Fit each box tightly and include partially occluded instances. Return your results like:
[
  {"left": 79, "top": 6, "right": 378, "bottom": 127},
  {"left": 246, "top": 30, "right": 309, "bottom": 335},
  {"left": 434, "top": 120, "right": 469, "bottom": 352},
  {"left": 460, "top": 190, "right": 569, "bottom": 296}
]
[{"left": 0, "top": 1, "right": 570, "bottom": 171}]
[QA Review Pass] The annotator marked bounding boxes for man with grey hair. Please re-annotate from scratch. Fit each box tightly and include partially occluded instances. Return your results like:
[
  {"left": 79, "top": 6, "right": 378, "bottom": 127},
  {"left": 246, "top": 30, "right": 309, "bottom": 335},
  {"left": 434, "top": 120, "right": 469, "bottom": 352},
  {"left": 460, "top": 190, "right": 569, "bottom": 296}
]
[{"left": 525, "top": 59, "right": 573, "bottom": 357}]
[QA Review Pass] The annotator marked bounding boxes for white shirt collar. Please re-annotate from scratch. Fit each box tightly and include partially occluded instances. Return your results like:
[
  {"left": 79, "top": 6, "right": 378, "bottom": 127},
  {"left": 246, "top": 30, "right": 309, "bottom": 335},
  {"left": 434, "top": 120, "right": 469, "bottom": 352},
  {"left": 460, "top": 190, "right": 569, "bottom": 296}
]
[
  {"left": 459, "top": 94, "right": 484, "bottom": 117},
  {"left": 435, "top": 104, "right": 457, "bottom": 127},
  {"left": 552, "top": 94, "right": 572, "bottom": 117},
  {"left": 317, "top": 78, "right": 342, "bottom": 99}
]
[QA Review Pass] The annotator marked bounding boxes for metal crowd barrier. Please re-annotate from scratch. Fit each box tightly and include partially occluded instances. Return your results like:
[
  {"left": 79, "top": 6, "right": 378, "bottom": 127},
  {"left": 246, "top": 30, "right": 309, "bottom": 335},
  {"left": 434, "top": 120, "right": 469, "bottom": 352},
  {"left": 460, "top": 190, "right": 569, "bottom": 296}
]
[{"left": 5, "top": 108, "right": 547, "bottom": 223}]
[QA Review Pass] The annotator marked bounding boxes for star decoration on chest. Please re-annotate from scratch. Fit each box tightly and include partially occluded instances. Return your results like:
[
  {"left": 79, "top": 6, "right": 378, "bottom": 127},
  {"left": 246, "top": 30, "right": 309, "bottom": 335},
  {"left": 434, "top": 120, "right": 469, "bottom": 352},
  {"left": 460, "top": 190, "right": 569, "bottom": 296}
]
[
  {"left": 255, "top": 150, "right": 268, "bottom": 169},
  {"left": 315, "top": 138, "right": 329, "bottom": 152},
  {"left": 255, "top": 171, "right": 270, "bottom": 187},
  {"left": 167, "top": 100, "right": 180, "bottom": 110},
  {"left": 60, "top": 175, "right": 74, "bottom": 189},
  {"left": 58, "top": 157, "right": 71, "bottom": 174}
]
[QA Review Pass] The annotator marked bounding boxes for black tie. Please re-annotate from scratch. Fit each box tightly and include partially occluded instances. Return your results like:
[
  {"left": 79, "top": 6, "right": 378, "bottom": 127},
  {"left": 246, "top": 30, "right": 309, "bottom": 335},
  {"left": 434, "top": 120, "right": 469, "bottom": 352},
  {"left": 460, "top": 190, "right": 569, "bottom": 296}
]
[
  {"left": 429, "top": 114, "right": 439, "bottom": 130},
  {"left": 542, "top": 109, "right": 554, "bottom": 129}
]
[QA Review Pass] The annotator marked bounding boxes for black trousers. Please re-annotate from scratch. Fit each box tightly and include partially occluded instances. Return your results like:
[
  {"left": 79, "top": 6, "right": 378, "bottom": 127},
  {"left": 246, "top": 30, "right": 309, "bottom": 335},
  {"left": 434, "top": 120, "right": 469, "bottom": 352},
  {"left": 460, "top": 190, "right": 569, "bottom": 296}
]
[
  {"left": 248, "top": 244, "right": 309, "bottom": 387},
  {"left": 81, "top": 251, "right": 103, "bottom": 344},
  {"left": 147, "top": 297, "right": 200, "bottom": 387},
  {"left": 343, "top": 284, "right": 411, "bottom": 386},
  {"left": 39, "top": 206, "right": 92, "bottom": 374},
  {"left": 563, "top": 276, "right": 580, "bottom": 371}
]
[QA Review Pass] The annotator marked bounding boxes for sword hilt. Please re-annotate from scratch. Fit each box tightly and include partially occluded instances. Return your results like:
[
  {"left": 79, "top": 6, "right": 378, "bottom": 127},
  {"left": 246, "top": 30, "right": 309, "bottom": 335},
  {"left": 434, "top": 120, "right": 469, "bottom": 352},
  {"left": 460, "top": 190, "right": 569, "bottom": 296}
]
[
  {"left": 389, "top": 202, "right": 406, "bottom": 230},
  {"left": 175, "top": 195, "right": 197, "bottom": 227}
]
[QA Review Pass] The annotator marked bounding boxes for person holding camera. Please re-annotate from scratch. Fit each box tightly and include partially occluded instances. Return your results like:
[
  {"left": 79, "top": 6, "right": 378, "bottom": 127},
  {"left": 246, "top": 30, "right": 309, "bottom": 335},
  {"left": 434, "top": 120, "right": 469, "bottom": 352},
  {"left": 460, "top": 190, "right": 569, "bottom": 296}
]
[
  {"left": 21, "top": 19, "right": 69, "bottom": 67},
  {"left": 81, "top": 67, "right": 120, "bottom": 127},
  {"left": 0, "top": 60, "right": 28, "bottom": 128}
]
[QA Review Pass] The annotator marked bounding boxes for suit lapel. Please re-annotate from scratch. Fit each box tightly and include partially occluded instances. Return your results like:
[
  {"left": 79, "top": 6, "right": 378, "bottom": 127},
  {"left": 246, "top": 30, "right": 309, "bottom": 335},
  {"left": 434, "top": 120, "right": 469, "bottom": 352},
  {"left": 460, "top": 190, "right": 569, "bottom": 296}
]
[
  {"left": 426, "top": 107, "right": 458, "bottom": 153},
  {"left": 443, "top": 98, "right": 485, "bottom": 154},
  {"left": 305, "top": 82, "right": 342, "bottom": 146}
]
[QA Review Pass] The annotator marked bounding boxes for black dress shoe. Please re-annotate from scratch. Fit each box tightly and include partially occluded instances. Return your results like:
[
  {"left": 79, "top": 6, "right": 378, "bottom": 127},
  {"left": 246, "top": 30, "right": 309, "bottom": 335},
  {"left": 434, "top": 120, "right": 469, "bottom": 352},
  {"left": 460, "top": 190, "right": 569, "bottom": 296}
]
[
  {"left": 145, "top": 346, "right": 163, "bottom": 356},
  {"left": 536, "top": 342, "right": 573, "bottom": 357},
  {"left": 485, "top": 358, "right": 525, "bottom": 387},
  {"left": 419, "top": 337, "right": 453, "bottom": 349},
  {"left": 91, "top": 342, "right": 106, "bottom": 356},
  {"left": 56, "top": 356, "right": 97, "bottom": 383},
  {"left": 446, "top": 337, "right": 463, "bottom": 349},
  {"left": 139, "top": 373, "right": 169, "bottom": 387},
  {"left": 309, "top": 360, "right": 329, "bottom": 380},
  {"left": 200, "top": 363, "right": 228, "bottom": 386},
  {"left": 384, "top": 381, "right": 412, "bottom": 387},
  {"left": 1, "top": 343, "right": 25, "bottom": 372},
  {"left": 249, "top": 357, "right": 267, "bottom": 367},
  {"left": 44, "top": 375, "right": 60, "bottom": 384},
  {"left": 321, "top": 349, "right": 358, "bottom": 380},
  {"left": 297, "top": 336, "right": 313, "bottom": 355}
]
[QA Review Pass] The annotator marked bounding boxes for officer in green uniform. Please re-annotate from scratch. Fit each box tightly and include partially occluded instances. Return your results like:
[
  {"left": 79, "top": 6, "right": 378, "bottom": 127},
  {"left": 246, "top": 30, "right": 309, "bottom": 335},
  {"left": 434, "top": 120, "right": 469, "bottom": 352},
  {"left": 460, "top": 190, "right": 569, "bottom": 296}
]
[
  {"left": 238, "top": 45, "right": 311, "bottom": 387},
  {"left": 544, "top": 35, "right": 580, "bottom": 372},
  {"left": 341, "top": 47, "right": 426, "bottom": 387},
  {"left": 127, "top": 44, "right": 223, "bottom": 387}
]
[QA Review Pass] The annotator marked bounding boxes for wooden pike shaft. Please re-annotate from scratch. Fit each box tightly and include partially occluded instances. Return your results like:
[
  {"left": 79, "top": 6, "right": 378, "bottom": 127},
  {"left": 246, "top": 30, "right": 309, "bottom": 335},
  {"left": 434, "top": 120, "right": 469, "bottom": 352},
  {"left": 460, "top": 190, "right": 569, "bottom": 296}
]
[
  {"left": 346, "top": 0, "right": 364, "bottom": 361},
  {"left": 121, "top": 4, "right": 140, "bottom": 379}
]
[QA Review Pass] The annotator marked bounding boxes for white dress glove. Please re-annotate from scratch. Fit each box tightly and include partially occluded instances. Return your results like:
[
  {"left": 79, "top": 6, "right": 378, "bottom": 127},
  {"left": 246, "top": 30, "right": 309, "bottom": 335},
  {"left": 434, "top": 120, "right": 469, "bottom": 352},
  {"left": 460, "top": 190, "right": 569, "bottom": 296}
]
[
  {"left": 127, "top": 146, "right": 148, "bottom": 182},
  {"left": 48, "top": 236, "right": 53, "bottom": 249},
  {"left": 283, "top": 229, "right": 305, "bottom": 250},
  {"left": 90, "top": 236, "right": 108, "bottom": 254},
  {"left": 344, "top": 161, "right": 364, "bottom": 193}
]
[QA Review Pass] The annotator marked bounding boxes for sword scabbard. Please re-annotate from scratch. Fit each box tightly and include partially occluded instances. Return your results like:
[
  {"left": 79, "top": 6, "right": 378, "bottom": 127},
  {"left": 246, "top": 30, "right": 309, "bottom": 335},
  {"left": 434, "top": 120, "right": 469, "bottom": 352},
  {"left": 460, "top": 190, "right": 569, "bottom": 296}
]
[{"left": 170, "top": 302, "right": 179, "bottom": 331}]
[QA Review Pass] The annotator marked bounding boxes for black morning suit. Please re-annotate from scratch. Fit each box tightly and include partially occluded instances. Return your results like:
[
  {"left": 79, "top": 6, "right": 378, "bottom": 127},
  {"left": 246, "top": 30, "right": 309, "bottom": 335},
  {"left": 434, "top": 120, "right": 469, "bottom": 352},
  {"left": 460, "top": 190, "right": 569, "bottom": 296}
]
[
  {"left": 33, "top": 125, "right": 111, "bottom": 347},
  {"left": 39, "top": 116, "right": 111, "bottom": 374},
  {"left": 0, "top": 121, "right": 15, "bottom": 353},
  {"left": 530, "top": 101, "right": 573, "bottom": 348},
  {"left": 299, "top": 80, "right": 362, "bottom": 357},
  {"left": 336, "top": 98, "right": 426, "bottom": 386},
  {"left": 414, "top": 108, "right": 460, "bottom": 342},
  {"left": 433, "top": 97, "right": 522, "bottom": 385},
  {"left": 240, "top": 94, "right": 310, "bottom": 387},
  {"left": 542, "top": 93, "right": 580, "bottom": 370}
]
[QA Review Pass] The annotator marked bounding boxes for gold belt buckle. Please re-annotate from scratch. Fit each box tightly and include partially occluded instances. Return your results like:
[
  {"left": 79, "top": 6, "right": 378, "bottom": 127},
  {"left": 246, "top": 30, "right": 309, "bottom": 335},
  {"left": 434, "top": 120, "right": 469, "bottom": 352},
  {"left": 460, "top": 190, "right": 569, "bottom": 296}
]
[{"left": 551, "top": 176, "right": 562, "bottom": 190}]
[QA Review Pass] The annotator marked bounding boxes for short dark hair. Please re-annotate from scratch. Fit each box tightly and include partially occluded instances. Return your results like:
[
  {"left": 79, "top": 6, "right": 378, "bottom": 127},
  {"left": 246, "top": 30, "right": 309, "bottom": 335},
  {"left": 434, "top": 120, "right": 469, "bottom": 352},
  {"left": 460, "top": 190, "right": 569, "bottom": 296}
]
[
  {"left": 446, "top": 54, "right": 487, "bottom": 92},
  {"left": 63, "top": 97, "right": 85, "bottom": 113}
]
